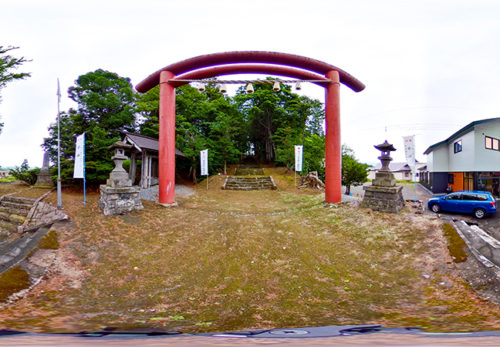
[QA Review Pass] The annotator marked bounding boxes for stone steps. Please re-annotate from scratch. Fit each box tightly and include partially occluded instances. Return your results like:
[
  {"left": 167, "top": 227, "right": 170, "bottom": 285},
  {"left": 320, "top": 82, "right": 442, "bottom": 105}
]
[
  {"left": 0, "top": 196, "right": 35, "bottom": 234},
  {"left": 0, "top": 211, "right": 26, "bottom": 224},
  {"left": 222, "top": 176, "right": 277, "bottom": 190}
]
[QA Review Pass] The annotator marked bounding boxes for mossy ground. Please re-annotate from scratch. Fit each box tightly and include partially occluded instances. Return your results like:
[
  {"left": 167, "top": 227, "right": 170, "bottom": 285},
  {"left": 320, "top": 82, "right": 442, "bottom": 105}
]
[
  {"left": 442, "top": 223, "right": 467, "bottom": 263},
  {"left": 0, "top": 266, "right": 31, "bottom": 302},
  {"left": 38, "top": 229, "right": 59, "bottom": 250},
  {"left": 0, "top": 173, "right": 499, "bottom": 333}
]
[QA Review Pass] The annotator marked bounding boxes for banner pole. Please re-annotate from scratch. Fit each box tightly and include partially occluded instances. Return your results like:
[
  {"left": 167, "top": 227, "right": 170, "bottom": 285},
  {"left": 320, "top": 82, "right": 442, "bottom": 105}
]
[
  {"left": 83, "top": 133, "right": 86, "bottom": 206},
  {"left": 56, "top": 78, "right": 63, "bottom": 209}
]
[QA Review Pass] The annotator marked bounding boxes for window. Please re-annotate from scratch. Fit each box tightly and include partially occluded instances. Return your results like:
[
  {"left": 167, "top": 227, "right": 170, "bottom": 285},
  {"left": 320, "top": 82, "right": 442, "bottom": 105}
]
[
  {"left": 445, "top": 193, "right": 461, "bottom": 200},
  {"left": 448, "top": 174, "right": 454, "bottom": 184},
  {"left": 464, "top": 172, "right": 474, "bottom": 190},
  {"left": 485, "top": 136, "right": 499, "bottom": 151},
  {"left": 461, "top": 193, "right": 478, "bottom": 201},
  {"left": 454, "top": 140, "right": 462, "bottom": 153}
]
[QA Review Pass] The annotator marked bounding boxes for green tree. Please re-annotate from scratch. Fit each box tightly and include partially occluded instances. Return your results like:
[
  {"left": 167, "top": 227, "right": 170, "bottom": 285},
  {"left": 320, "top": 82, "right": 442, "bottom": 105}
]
[
  {"left": 0, "top": 46, "right": 31, "bottom": 135},
  {"left": 235, "top": 80, "right": 324, "bottom": 163},
  {"left": 342, "top": 145, "right": 369, "bottom": 195},
  {"left": 42, "top": 69, "right": 137, "bottom": 184},
  {"left": 303, "top": 134, "right": 326, "bottom": 177}
]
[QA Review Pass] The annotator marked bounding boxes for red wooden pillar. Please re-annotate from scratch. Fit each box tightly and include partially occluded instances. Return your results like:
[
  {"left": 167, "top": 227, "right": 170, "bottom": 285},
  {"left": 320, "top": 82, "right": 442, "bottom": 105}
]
[
  {"left": 158, "top": 71, "right": 176, "bottom": 205},
  {"left": 324, "top": 70, "right": 341, "bottom": 203}
]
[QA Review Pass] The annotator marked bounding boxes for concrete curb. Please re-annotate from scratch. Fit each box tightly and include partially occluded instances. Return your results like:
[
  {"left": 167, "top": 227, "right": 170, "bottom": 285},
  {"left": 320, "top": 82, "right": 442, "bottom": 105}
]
[
  {"left": 0, "top": 225, "right": 51, "bottom": 275},
  {"left": 450, "top": 220, "right": 500, "bottom": 276}
]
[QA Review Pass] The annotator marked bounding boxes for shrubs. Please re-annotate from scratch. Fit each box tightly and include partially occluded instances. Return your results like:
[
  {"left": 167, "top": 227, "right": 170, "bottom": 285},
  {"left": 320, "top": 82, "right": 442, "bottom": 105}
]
[{"left": 9, "top": 159, "right": 40, "bottom": 185}]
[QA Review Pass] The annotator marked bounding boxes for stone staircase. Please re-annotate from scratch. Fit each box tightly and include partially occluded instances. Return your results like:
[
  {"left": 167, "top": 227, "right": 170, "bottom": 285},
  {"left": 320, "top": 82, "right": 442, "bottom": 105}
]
[
  {"left": 222, "top": 176, "right": 277, "bottom": 190},
  {"left": 0, "top": 196, "right": 35, "bottom": 242}
]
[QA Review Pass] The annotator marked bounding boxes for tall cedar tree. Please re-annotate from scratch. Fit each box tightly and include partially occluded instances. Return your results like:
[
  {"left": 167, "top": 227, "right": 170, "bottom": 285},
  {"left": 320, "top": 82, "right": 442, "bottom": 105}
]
[
  {"left": 0, "top": 45, "right": 31, "bottom": 135},
  {"left": 43, "top": 69, "right": 137, "bottom": 184}
]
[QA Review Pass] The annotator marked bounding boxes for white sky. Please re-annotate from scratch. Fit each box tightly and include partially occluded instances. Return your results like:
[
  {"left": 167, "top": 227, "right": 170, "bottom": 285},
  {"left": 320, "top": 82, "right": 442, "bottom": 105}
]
[{"left": 1, "top": 0, "right": 499, "bottom": 168}]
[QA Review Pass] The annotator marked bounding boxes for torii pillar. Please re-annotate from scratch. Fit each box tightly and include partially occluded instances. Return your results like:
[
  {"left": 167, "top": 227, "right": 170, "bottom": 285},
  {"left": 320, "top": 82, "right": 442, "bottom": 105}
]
[
  {"left": 159, "top": 71, "right": 177, "bottom": 205},
  {"left": 324, "top": 70, "right": 341, "bottom": 203}
]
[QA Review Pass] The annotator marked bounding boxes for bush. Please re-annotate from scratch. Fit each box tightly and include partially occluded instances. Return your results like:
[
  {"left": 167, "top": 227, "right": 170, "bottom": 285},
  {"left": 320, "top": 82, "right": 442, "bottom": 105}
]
[{"left": 9, "top": 159, "right": 40, "bottom": 185}]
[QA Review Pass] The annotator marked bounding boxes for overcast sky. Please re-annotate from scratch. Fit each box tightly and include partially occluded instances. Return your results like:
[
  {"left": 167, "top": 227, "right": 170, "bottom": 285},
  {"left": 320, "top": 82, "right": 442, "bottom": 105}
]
[{"left": 1, "top": 0, "right": 499, "bottom": 168}]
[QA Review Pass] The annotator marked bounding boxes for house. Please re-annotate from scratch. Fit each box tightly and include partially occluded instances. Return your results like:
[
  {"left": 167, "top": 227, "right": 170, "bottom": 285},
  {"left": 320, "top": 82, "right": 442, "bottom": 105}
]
[
  {"left": 368, "top": 161, "right": 426, "bottom": 181},
  {"left": 122, "top": 132, "right": 185, "bottom": 189},
  {"left": 421, "top": 117, "right": 500, "bottom": 196}
]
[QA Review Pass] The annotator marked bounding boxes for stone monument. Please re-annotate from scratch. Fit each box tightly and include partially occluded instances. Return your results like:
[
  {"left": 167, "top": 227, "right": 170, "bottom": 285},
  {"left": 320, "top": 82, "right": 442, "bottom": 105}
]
[
  {"left": 98, "top": 141, "right": 143, "bottom": 215},
  {"left": 34, "top": 152, "right": 54, "bottom": 188},
  {"left": 361, "top": 140, "right": 405, "bottom": 213}
]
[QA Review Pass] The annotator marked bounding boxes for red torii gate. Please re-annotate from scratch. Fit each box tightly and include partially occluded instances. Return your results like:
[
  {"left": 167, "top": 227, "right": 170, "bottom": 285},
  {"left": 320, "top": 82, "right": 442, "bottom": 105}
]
[{"left": 136, "top": 51, "right": 365, "bottom": 205}]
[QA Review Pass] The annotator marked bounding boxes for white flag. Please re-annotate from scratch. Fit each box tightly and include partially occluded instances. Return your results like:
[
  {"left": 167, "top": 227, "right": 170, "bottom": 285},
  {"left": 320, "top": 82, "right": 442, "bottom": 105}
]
[
  {"left": 295, "top": 145, "right": 303, "bottom": 172},
  {"left": 73, "top": 133, "right": 85, "bottom": 178},
  {"left": 403, "top": 135, "right": 416, "bottom": 170},
  {"left": 200, "top": 149, "right": 208, "bottom": 176}
]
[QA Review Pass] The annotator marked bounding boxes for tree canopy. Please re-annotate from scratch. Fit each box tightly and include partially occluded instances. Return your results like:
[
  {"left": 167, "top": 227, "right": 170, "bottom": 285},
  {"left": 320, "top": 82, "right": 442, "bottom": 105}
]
[
  {"left": 0, "top": 45, "right": 31, "bottom": 135},
  {"left": 45, "top": 70, "right": 333, "bottom": 185},
  {"left": 43, "top": 69, "right": 137, "bottom": 184}
]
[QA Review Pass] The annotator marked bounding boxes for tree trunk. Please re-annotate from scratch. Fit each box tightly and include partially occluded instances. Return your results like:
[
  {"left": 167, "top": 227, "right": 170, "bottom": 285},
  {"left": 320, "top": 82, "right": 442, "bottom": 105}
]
[
  {"left": 192, "top": 166, "right": 197, "bottom": 184},
  {"left": 346, "top": 185, "right": 351, "bottom": 195},
  {"left": 224, "top": 160, "right": 227, "bottom": 175}
]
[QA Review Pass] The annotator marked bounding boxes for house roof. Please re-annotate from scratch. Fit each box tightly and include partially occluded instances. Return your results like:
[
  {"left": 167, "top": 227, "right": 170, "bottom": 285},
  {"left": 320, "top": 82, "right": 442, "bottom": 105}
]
[
  {"left": 122, "top": 132, "right": 185, "bottom": 157},
  {"left": 423, "top": 117, "right": 500, "bottom": 155}
]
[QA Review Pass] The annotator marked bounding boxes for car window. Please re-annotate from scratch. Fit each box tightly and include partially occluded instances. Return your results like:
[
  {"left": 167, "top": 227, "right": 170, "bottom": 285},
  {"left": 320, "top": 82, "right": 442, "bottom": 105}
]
[
  {"left": 445, "top": 193, "right": 462, "bottom": 200},
  {"left": 476, "top": 194, "right": 488, "bottom": 201},
  {"left": 461, "top": 193, "right": 477, "bottom": 201}
]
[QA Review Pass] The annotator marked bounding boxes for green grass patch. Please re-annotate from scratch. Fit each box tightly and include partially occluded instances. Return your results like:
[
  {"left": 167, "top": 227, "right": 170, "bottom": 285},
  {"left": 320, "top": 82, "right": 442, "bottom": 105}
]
[
  {"left": 0, "top": 266, "right": 31, "bottom": 302},
  {"left": 442, "top": 223, "right": 467, "bottom": 263}
]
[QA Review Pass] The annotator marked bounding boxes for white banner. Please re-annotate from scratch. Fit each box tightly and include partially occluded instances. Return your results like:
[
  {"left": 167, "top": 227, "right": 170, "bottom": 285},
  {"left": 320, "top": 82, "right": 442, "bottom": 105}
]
[
  {"left": 403, "top": 135, "right": 416, "bottom": 170},
  {"left": 73, "top": 133, "right": 85, "bottom": 178},
  {"left": 295, "top": 145, "right": 303, "bottom": 172},
  {"left": 200, "top": 149, "right": 208, "bottom": 176}
]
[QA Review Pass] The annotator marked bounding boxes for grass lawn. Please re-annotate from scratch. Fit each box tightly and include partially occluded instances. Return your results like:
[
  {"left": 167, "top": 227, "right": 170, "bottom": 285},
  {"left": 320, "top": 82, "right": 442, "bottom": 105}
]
[{"left": 0, "top": 169, "right": 499, "bottom": 333}]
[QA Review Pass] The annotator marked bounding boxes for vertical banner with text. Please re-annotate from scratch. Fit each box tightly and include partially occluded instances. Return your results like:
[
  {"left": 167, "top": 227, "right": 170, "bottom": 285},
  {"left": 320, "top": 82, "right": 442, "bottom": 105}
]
[
  {"left": 295, "top": 145, "right": 303, "bottom": 172},
  {"left": 73, "top": 134, "right": 85, "bottom": 178},
  {"left": 200, "top": 149, "right": 208, "bottom": 176},
  {"left": 403, "top": 135, "right": 416, "bottom": 171},
  {"left": 73, "top": 133, "right": 86, "bottom": 205}
]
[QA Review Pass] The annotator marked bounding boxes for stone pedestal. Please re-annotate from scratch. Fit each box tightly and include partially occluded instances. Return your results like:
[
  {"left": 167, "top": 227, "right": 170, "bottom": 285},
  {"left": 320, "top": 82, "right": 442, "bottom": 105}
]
[
  {"left": 362, "top": 184, "right": 404, "bottom": 213},
  {"left": 361, "top": 140, "right": 405, "bottom": 213},
  {"left": 34, "top": 169, "right": 54, "bottom": 188},
  {"left": 35, "top": 152, "right": 54, "bottom": 188},
  {"left": 98, "top": 141, "right": 143, "bottom": 216},
  {"left": 98, "top": 185, "right": 143, "bottom": 216}
]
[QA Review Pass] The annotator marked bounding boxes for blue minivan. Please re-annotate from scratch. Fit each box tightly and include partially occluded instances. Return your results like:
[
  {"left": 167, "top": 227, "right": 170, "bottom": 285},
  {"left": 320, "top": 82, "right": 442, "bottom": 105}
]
[{"left": 427, "top": 190, "right": 497, "bottom": 219}]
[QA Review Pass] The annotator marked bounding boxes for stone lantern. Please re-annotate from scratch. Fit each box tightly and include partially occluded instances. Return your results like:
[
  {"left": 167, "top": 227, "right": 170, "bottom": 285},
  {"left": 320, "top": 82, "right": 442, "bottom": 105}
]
[
  {"left": 361, "top": 140, "right": 404, "bottom": 213},
  {"left": 107, "top": 141, "right": 133, "bottom": 188},
  {"left": 98, "top": 141, "right": 143, "bottom": 215}
]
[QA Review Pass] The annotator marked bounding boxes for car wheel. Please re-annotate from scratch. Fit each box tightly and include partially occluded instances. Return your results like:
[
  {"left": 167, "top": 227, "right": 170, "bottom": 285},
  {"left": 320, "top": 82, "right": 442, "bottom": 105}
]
[
  {"left": 431, "top": 204, "right": 440, "bottom": 213},
  {"left": 473, "top": 208, "right": 486, "bottom": 219}
]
